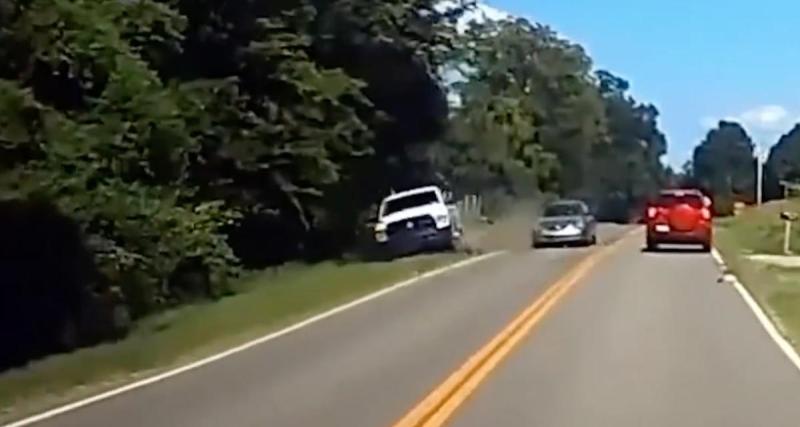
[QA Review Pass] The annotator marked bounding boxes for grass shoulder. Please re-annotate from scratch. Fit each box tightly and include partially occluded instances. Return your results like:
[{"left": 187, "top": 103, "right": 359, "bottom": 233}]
[
  {"left": 714, "top": 200, "right": 800, "bottom": 354},
  {"left": 0, "top": 252, "right": 467, "bottom": 424}
]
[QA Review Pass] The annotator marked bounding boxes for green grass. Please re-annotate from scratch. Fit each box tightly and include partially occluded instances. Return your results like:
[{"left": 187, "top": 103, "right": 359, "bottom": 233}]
[
  {"left": 715, "top": 199, "right": 800, "bottom": 354},
  {"left": 0, "top": 252, "right": 465, "bottom": 423}
]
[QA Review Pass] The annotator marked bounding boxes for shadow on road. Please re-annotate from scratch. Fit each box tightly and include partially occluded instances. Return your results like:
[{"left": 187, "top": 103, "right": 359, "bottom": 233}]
[
  {"left": 532, "top": 246, "right": 594, "bottom": 253},
  {"left": 641, "top": 246, "right": 709, "bottom": 254}
]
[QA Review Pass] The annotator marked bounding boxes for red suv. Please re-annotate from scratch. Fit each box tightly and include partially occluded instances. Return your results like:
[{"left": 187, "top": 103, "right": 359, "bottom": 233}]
[{"left": 645, "top": 189, "right": 712, "bottom": 252}]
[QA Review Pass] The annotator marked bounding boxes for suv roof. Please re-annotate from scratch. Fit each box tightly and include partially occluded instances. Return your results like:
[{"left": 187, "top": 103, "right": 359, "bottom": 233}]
[
  {"left": 652, "top": 189, "right": 709, "bottom": 210},
  {"left": 659, "top": 189, "right": 704, "bottom": 197}
]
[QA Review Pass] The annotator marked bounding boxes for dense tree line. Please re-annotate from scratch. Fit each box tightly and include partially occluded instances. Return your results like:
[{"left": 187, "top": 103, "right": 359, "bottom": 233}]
[
  {"left": 588, "top": 71, "right": 667, "bottom": 220},
  {"left": 683, "top": 119, "right": 800, "bottom": 213},
  {"left": 765, "top": 124, "right": 800, "bottom": 198},
  {"left": 437, "top": 19, "right": 668, "bottom": 220},
  {"left": 0, "top": 1, "right": 669, "bottom": 369},
  {"left": 683, "top": 121, "right": 756, "bottom": 213}
]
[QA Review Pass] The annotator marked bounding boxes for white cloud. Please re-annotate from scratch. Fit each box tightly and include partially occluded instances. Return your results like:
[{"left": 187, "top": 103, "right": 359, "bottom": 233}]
[
  {"left": 437, "top": 1, "right": 511, "bottom": 33},
  {"left": 470, "top": 3, "right": 510, "bottom": 22},
  {"left": 736, "top": 105, "right": 789, "bottom": 130},
  {"left": 701, "top": 105, "right": 800, "bottom": 144}
]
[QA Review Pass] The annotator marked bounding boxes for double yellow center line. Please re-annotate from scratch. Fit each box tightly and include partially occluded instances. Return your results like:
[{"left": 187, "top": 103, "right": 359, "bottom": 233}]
[{"left": 392, "top": 235, "right": 628, "bottom": 427}]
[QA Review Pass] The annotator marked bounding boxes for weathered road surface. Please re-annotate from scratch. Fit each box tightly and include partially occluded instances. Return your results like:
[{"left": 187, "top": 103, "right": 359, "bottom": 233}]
[
  {"left": 451, "top": 233, "right": 800, "bottom": 427},
  {"left": 14, "top": 224, "right": 624, "bottom": 427},
  {"left": 15, "top": 224, "right": 800, "bottom": 427}
]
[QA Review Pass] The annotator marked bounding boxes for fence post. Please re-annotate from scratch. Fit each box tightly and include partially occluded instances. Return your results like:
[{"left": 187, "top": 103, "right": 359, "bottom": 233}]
[{"left": 785, "top": 221, "right": 793, "bottom": 255}]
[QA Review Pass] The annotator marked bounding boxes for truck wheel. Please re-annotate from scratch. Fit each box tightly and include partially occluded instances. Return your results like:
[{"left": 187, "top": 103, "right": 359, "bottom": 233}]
[
  {"left": 370, "top": 244, "right": 394, "bottom": 262},
  {"left": 442, "top": 240, "right": 456, "bottom": 252}
]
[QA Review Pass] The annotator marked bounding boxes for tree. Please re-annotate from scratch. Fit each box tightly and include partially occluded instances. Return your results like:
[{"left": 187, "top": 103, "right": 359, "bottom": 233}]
[
  {"left": 441, "top": 17, "right": 607, "bottom": 201},
  {"left": 0, "top": 0, "right": 675, "bottom": 368},
  {"left": 692, "top": 120, "right": 756, "bottom": 204},
  {"left": 589, "top": 70, "right": 668, "bottom": 220},
  {"left": 299, "top": 0, "right": 470, "bottom": 253},
  {"left": 766, "top": 124, "right": 800, "bottom": 197},
  {"left": 0, "top": 0, "right": 471, "bottom": 365},
  {"left": 0, "top": 0, "right": 245, "bottom": 312}
]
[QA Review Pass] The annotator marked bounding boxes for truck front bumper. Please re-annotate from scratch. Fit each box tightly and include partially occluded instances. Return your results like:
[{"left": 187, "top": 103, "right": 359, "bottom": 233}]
[{"left": 380, "top": 227, "right": 453, "bottom": 256}]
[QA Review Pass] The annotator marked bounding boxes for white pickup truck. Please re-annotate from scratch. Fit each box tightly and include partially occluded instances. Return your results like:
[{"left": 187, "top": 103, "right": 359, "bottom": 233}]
[{"left": 373, "top": 185, "right": 462, "bottom": 257}]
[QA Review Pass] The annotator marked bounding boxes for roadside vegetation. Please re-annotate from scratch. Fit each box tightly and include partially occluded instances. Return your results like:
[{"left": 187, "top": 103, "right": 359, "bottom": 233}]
[
  {"left": 715, "top": 200, "right": 800, "bottom": 352},
  {"left": 0, "top": 0, "right": 671, "bottom": 409}
]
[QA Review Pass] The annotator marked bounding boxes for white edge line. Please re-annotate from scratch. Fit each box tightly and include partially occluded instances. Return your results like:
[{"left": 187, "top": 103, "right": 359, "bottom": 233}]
[
  {"left": 3, "top": 251, "right": 504, "bottom": 427},
  {"left": 711, "top": 248, "right": 800, "bottom": 372}
]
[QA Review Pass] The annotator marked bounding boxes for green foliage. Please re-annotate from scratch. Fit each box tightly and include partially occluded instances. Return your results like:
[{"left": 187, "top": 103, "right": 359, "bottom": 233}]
[
  {"left": 0, "top": 0, "right": 473, "bottom": 366},
  {"left": 441, "top": 18, "right": 605, "bottom": 199},
  {"left": 156, "top": 1, "right": 375, "bottom": 226},
  {"left": 692, "top": 120, "right": 755, "bottom": 202},
  {"left": 766, "top": 124, "right": 800, "bottom": 190},
  {"left": 0, "top": 0, "right": 239, "bottom": 317},
  {"left": 439, "top": 17, "right": 668, "bottom": 218},
  {"left": 0, "top": 0, "right": 673, "bottom": 368},
  {"left": 589, "top": 70, "right": 668, "bottom": 219},
  {"left": 712, "top": 194, "right": 736, "bottom": 217}
]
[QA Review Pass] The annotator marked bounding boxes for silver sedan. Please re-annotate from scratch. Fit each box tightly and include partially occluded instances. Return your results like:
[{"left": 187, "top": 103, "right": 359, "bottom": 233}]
[{"left": 532, "top": 200, "right": 598, "bottom": 248}]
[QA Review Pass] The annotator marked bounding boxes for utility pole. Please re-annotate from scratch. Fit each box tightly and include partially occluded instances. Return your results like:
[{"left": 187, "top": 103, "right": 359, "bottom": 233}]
[{"left": 756, "top": 146, "right": 766, "bottom": 206}]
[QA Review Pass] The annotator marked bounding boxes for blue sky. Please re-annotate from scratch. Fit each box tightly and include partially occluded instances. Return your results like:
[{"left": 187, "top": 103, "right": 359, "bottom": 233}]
[{"left": 482, "top": 0, "right": 800, "bottom": 167}]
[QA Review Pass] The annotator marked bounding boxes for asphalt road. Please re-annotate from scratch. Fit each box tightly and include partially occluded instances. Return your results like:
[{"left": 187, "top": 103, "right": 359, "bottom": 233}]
[
  {"left": 452, "top": 233, "right": 800, "bottom": 427},
  {"left": 17, "top": 224, "right": 800, "bottom": 426}
]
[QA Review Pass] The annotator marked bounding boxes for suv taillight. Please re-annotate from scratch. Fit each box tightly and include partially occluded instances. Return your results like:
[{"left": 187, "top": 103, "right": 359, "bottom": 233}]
[
  {"left": 701, "top": 207, "right": 711, "bottom": 220},
  {"left": 647, "top": 207, "right": 658, "bottom": 219}
]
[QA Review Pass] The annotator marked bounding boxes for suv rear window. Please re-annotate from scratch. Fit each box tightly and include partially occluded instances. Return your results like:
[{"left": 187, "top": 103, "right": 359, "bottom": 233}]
[
  {"left": 382, "top": 191, "right": 439, "bottom": 216},
  {"left": 657, "top": 194, "right": 703, "bottom": 208}
]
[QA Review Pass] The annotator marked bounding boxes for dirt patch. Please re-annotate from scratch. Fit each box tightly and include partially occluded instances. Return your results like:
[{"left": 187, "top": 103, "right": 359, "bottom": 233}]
[
  {"left": 460, "top": 201, "right": 540, "bottom": 253},
  {"left": 748, "top": 254, "right": 800, "bottom": 268}
]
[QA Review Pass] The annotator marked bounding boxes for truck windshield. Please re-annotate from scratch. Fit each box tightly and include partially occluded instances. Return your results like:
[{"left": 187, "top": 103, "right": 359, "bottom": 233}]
[{"left": 382, "top": 191, "right": 439, "bottom": 216}]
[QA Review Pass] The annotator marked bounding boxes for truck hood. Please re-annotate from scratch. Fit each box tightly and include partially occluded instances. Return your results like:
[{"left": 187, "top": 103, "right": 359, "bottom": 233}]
[{"left": 380, "top": 204, "right": 449, "bottom": 225}]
